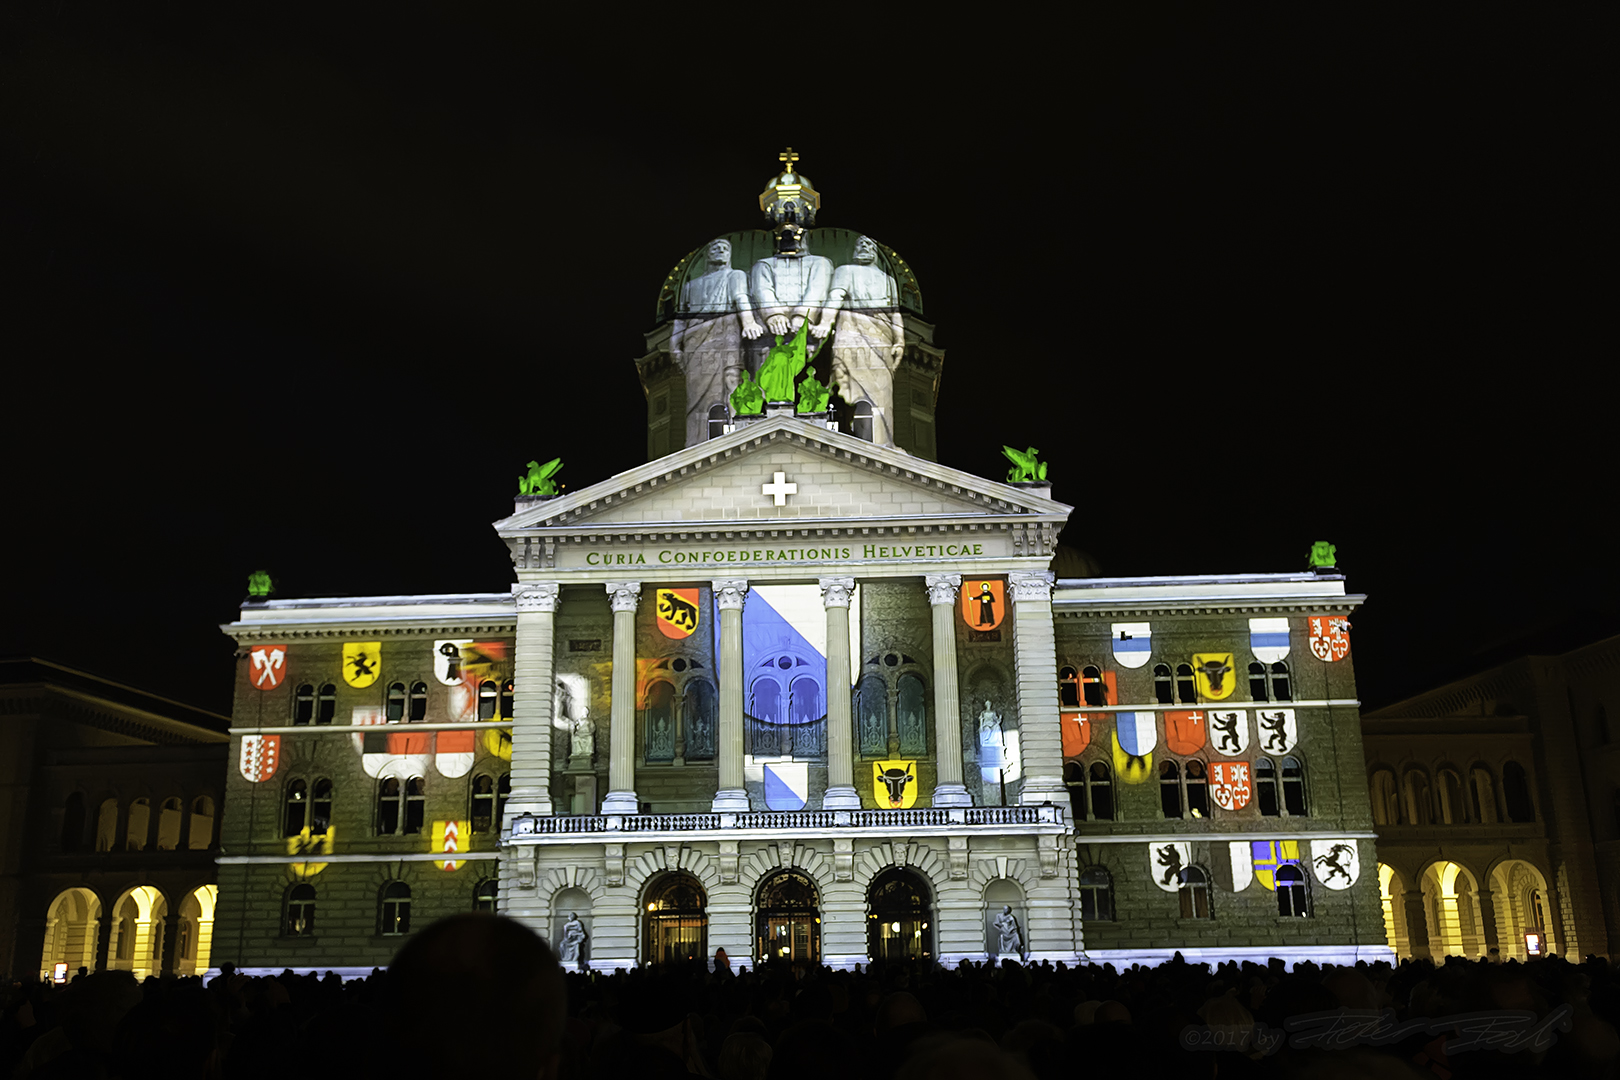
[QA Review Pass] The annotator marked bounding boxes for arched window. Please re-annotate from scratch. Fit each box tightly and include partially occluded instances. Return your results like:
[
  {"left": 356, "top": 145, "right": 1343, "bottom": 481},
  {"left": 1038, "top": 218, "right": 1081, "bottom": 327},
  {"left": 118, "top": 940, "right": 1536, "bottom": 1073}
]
[
  {"left": 644, "top": 874, "right": 707, "bottom": 965},
  {"left": 478, "top": 681, "right": 498, "bottom": 720},
  {"left": 1282, "top": 757, "right": 1307, "bottom": 816},
  {"left": 1502, "top": 761, "right": 1534, "bottom": 822},
  {"left": 857, "top": 676, "right": 887, "bottom": 757},
  {"left": 752, "top": 678, "right": 782, "bottom": 724},
  {"left": 380, "top": 883, "right": 411, "bottom": 935},
  {"left": 378, "top": 778, "right": 401, "bottom": 835},
  {"left": 156, "top": 797, "right": 183, "bottom": 850},
  {"left": 386, "top": 682, "right": 406, "bottom": 721},
  {"left": 708, "top": 403, "right": 729, "bottom": 441},
  {"left": 1079, "top": 867, "right": 1113, "bottom": 920},
  {"left": 1437, "top": 769, "right": 1465, "bottom": 823},
  {"left": 1405, "top": 769, "right": 1435, "bottom": 825},
  {"left": 60, "top": 793, "right": 85, "bottom": 852},
  {"left": 471, "top": 775, "right": 496, "bottom": 833},
  {"left": 285, "top": 779, "right": 308, "bottom": 836},
  {"left": 125, "top": 798, "right": 149, "bottom": 851},
  {"left": 1469, "top": 765, "right": 1499, "bottom": 824},
  {"left": 1248, "top": 663, "right": 1269, "bottom": 701},
  {"left": 499, "top": 679, "right": 514, "bottom": 720},
  {"left": 1270, "top": 662, "right": 1292, "bottom": 702},
  {"left": 1089, "top": 761, "right": 1114, "bottom": 821},
  {"left": 1178, "top": 867, "right": 1211, "bottom": 919},
  {"left": 1153, "top": 664, "right": 1175, "bottom": 705},
  {"left": 897, "top": 674, "right": 928, "bottom": 756},
  {"left": 95, "top": 799, "right": 118, "bottom": 852},
  {"left": 685, "top": 678, "right": 717, "bottom": 761},
  {"left": 311, "top": 780, "right": 332, "bottom": 833},
  {"left": 1185, "top": 760, "right": 1209, "bottom": 818},
  {"left": 1175, "top": 664, "right": 1197, "bottom": 705},
  {"left": 316, "top": 684, "right": 337, "bottom": 725},
  {"left": 404, "top": 777, "right": 426, "bottom": 834},
  {"left": 1159, "top": 760, "right": 1182, "bottom": 819},
  {"left": 1256, "top": 758, "right": 1279, "bottom": 816},
  {"left": 852, "top": 400, "right": 874, "bottom": 442},
  {"left": 646, "top": 680, "right": 676, "bottom": 763},
  {"left": 188, "top": 796, "right": 215, "bottom": 850},
  {"left": 286, "top": 884, "right": 315, "bottom": 936},
  {"left": 408, "top": 681, "right": 428, "bottom": 722},
  {"left": 293, "top": 684, "right": 315, "bottom": 725},
  {"left": 1277, "top": 866, "right": 1308, "bottom": 918},
  {"left": 1064, "top": 761, "right": 1086, "bottom": 820},
  {"left": 496, "top": 774, "right": 510, "bottom": 827},
  {"left": 474, "top": 878, "right": 498, "bottom": 914},
  {"left": 1058, "top": 666, "right": 1080, "bottom": 708},
  {"left": 1370, "top": 769, "right": 1398, "bottom": 825},
  {"left": 756, "top": 869, "right": 820, "bottom": 963},
  {"left": 867, "top": 868, "right": 931, "bottom": 962},
  {"left": 1081, "top": 666, "right": 1108, "bottom": 707}
]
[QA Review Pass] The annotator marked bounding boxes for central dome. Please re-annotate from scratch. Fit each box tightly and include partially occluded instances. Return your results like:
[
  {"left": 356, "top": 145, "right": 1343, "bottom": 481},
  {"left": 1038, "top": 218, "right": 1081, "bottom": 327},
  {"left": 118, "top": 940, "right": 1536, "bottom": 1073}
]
[{"left": 656, "top": 228, "right": 923, "bottom": 324}]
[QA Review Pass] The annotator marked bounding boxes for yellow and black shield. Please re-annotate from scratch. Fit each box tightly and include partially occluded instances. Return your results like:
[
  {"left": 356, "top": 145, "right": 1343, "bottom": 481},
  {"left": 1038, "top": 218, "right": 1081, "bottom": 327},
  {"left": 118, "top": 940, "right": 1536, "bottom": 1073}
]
[
  {"left": 656, "top": 588, "right": 701, "bottom": 639},
  {"left": 342, "top": 642, "right": 381, "bottom": 688},
  {"left": 1191, "top": 652, "right": 1236, "bottom": 701},
  {"left": 872, "top": 760, "right": 919, "bottom": 809}
]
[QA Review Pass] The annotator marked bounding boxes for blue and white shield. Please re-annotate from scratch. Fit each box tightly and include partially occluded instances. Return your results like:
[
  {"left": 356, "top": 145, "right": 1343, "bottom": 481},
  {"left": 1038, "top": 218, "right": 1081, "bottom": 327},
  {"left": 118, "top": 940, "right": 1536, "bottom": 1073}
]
[
  {"left": 1249, "top": 617, "right": 1290, "bottom": 664},
  {"left": 1115, "top": 711, "right": 1157, "bottom": 757},
  {"left": 764, "top": 762, "right": 808, "bottom": 811},
  {"left": 1111, "top": 622, "right": 1152, "bottom": 669}
]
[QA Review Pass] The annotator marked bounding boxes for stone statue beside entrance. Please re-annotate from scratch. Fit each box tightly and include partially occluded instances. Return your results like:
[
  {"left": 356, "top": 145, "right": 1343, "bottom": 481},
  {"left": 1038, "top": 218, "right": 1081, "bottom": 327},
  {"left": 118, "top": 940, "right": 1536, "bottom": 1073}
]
[
  {"left": 672, "top": 239, "right": 765, "bottom": 447},
  {"left": 993, "top": 905, "right": 1023, "bottom": 959},
  {"left": 560, "top": 912, "right": 587, "bottom": 970}
]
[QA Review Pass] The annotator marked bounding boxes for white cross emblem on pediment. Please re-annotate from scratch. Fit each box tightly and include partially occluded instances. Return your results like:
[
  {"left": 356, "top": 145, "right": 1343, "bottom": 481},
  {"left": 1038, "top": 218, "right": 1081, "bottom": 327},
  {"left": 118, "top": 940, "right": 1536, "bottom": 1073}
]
[{"left": 761, "top": 471, "right": 798, "bottom": 506}]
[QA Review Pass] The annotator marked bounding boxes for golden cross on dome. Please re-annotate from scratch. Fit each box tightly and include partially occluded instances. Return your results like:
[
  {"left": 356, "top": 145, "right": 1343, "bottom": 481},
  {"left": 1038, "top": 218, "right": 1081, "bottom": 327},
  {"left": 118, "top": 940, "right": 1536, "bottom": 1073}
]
[{"left": 778, "top": 147, "right": 800, "bottom": 172}]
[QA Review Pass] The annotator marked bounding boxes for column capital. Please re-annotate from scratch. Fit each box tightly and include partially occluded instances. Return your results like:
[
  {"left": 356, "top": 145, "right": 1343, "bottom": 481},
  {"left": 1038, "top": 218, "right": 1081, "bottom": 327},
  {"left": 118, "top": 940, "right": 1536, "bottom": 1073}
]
[
  {"left": 819, "top": 577, "right": 856, "bottom": 609},
  {"left": 712, "top": 579, "right": 750, "bottom": 611},
  {"left": 513, "top": 582, "right": 561, "bottom": 612},
  {"left": 1008, "top": 571, "right": 1055, "bottom": 604},
  {"left": 605, "top": 582, "right": 642, "bottom": 613},
  {"left": 924, "top": 573, "right": 962, "bottom": 607}
]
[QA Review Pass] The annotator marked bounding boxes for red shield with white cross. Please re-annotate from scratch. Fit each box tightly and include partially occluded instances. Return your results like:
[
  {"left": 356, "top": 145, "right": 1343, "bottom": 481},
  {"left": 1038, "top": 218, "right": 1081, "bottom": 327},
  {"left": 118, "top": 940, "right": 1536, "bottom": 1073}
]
[
  {"left": 240, "top": 735, "right": 281, "bottom": 782},
  {"left": 1308, "top": 615, "right": 1351, "bottom": 662},
  {"left": 1210, "top": 761, "right": 1252, "bottom": 811},
  {"left": 249, "top": 645, "right": 287, "bottom": 690}
]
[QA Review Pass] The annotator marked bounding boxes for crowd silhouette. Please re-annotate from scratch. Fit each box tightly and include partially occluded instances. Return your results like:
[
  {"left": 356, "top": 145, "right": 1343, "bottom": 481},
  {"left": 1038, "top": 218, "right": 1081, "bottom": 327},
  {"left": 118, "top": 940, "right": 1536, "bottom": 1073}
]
[{"left": 4, "top": 914, "right": 1620, "bottom": 1079}]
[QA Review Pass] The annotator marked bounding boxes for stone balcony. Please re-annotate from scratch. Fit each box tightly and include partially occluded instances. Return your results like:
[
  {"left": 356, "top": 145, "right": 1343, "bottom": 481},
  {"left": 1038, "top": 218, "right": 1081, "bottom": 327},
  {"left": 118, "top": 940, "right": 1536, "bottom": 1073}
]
[{"left": 504, "top": 804, "right": 1065, "bottom": 844}]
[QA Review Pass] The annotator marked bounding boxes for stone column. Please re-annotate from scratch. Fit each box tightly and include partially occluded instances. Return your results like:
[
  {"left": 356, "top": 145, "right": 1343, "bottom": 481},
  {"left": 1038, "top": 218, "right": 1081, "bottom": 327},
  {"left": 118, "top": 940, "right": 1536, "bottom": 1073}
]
[
  {"left": 601, "top": 582, "right": 642, "bottom": 815},
  {"left": 1008, "top": 571, "right": 1065, "bottom": 807},
  {"left": 1403, "top": 889, "right": 1432, "bottom": 960},
  {"left": 712, "top": 579, "right": 750, "bottom": 812},
  {"left": 820, "top": 577, "right": 860, "bottom": 810},
  {"left": 159, "top": 912, "right": 181, "bottom": 977},
  {"left": 507, "top": 583, "right": 560, "bottom": 822},
  {"left": 94, "top": 912, "right": 112, "bottom": 971},
  {"left": 926, "top": 574, "right": 971, "bottom": 808},
  {"left": 1478, "top": 887, "right": 1501, "bottom": 961}
]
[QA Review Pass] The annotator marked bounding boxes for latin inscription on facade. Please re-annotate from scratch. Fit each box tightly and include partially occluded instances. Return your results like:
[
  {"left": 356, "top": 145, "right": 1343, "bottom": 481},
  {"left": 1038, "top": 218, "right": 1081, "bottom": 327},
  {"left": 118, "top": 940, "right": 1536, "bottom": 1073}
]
[{"left": 567, "top": 542, "right": 991, "bottom": 569}]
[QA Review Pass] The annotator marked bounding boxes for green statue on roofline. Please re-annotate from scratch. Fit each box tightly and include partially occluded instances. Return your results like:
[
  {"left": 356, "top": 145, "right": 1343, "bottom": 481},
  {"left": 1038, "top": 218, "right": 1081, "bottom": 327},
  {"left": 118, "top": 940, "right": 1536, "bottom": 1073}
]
[
  {"left": 247, "top": 570, "right": 274, "bottom": 598},
  {"left": 1308, "top": 540, "right": 1337, "bottom": 569},
  {"left": 518, "top": 458, "right": 564, "bottom": 496},
  {"left": 757, "top": 320, "right": 825, "bottom": 402},
  {"left": 796, "top": 373, "right": 832, "bottom": 414},
  {"left": 729, "top": 371, "right": 764, "bottom": 417},
  {"left": 1002, "top": 446, "right": 1047, "bottom": 483}
]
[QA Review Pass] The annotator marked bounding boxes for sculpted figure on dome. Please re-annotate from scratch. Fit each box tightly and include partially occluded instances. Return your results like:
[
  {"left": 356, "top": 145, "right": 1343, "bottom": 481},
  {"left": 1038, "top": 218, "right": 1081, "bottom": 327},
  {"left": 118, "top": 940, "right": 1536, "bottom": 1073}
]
[
  {"left": 672, "top": 238, "right": 765, "bottom": 447},
  {"left": 814, "top": 236, "right": 905, "bottom": 446},
  {"left": 748, "top": 233, "right": 832, "bottom": 376}
]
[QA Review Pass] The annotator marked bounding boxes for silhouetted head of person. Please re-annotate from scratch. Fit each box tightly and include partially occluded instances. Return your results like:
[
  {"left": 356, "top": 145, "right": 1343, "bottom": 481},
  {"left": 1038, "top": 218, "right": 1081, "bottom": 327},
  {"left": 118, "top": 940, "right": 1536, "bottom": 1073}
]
[{"left": 388, "top": 914, "right": 566, "bottom": 1078}]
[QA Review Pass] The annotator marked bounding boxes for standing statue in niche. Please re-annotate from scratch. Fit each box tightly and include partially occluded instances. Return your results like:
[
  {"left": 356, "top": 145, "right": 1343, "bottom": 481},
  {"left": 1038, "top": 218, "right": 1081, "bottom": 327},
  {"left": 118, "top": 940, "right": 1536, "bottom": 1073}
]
[
  {"left": 748, "top": 233, "right": 832, "bottom": 379},
  {"left": 815, "top": 236, "right": 905, "bottom": 445},
  {"left": 978, "top": 701, "right": 1004, "bottom": 770},
  {"left": 571, "top": 715, "right": 595, "bottom": 760},
  {"left": 559, "top": 912, "right": 587, "bottom": 970},
  {"left": 993, "top": 905, "right": 1023, "bottom": 956},
  {"left": 672, "top": 239, "right": 765, "bottom": 447}
]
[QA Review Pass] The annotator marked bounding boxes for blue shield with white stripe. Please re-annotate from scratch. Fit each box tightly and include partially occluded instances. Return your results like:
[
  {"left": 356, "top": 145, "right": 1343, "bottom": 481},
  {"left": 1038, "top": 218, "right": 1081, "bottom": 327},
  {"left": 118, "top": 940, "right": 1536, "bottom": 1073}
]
[
  {"left": 1115, "top": 711, "right": 1157, "bottom": 757},
  {"left": 1249, "top": 617, "right": 1290, "bottom": 664},
  {"left": 1111, "top": 622, "right": 1152, "bottom": 669},
  {"left": 764, "top": 762, "right": 808, "bottom": 810}
]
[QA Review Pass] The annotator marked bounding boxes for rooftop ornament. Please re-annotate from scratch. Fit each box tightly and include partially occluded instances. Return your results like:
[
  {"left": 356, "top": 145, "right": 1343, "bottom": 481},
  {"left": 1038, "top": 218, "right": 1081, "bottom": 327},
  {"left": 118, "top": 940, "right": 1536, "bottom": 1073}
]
[
  {"left": 247, "top": 570, "right": 274, "bottom": 599},
  {"left": 1308, "top": 540, "right": 1338, "bottom": 569},
  {"left": 757, "top": 319, "right": 825, "bottom": 403},
  {"left": 519, "top": 458, "right": 564, "bottom": 497},
  {"left": 759, "top": 146, "right": 820, "bottom": 256},
  {"left": 729, "top": 371, "right": 764, "bottom": 417},
  {"left": 1002, "top": 446, "right": 1047, "bottom": 484},
  {"left": 796, "top": 372, "right": 832, "bottom": 415}
]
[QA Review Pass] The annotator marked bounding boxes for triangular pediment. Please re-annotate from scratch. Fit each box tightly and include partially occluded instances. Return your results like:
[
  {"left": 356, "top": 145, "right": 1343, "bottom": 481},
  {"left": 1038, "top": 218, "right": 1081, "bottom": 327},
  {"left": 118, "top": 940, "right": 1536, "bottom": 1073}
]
[{"left": 495, "top": 416, "right": 1067, "bottom": 536}]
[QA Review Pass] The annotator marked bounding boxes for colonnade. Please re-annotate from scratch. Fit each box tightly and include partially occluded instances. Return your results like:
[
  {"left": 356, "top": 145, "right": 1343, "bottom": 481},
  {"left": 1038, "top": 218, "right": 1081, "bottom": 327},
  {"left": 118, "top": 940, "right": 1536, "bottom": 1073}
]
[{"left": 503, "top": 571, "right": 1061, "bottom": 820}]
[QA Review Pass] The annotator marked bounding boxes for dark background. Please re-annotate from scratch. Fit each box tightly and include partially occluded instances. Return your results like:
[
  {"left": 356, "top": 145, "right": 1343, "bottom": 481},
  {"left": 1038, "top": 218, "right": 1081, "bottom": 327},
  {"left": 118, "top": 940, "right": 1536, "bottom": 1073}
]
[{"left": 2, "top": 6, "right": 1613, "bottom": 716}]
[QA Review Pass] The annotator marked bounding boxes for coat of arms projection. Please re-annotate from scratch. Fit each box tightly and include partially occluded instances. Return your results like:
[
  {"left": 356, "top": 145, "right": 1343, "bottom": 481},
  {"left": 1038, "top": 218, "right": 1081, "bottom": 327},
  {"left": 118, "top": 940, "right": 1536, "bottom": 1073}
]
[
  {"left": 1255, "top": 709, "right": 1298, "bottom": 754},
  {"left": 1111, "top": 622, "right": 1152, "bottom": 668},
  {"left": 1208, "top": 761, "right": 1252, "bottom": 811},
  {"left": 873, "top": 760, "right": 919, "bottom": 809},
  {"left": 1309, "top": 840, "right": 1361, "bottom": 889},
  {"left": 342, "top": 643, "right": 381, "bottom": 688},
  {"left": 656, "top": 589, "right": 701, "bottom": 639},
  {"left": 1149, "top": 841, "right": 1194, "bottom": 892},
  {"left": 1251, "top": 840, "right": 1302, "bottom": 890},
  {"left": 960, "top": 579, "right": 1005, "bottom": 632},
  {"left": 240, "top": 735, "right": 280, "bottom": 782},
  {"left": 1308, "top": 615, "right": 1351, "bottom": 662},
  {"left": 1165, "top": 710, "right": 1208, "bottom": 755},
  {"left": 249, "top": 645, "right": 287, "bottom": 690},
  {"left": 1206, "top": 710, "right": 1249, "bottom": 756},
  {"left": 1248, "top": 618, "right": 1291, "bottom": 663},
  {"left": 1190, "top": 653, "right": 1236, "bottom": 701}
]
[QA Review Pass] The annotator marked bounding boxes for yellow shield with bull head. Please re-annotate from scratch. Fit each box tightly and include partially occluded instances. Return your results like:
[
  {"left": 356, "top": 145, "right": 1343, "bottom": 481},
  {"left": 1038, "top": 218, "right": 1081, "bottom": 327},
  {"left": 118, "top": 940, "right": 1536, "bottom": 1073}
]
[
  {"left": 1191, "top": 652, "right": 1236, "bottom": 701},
  {"left": 872, "top": 760, "right": 919, "bottom": 809}
]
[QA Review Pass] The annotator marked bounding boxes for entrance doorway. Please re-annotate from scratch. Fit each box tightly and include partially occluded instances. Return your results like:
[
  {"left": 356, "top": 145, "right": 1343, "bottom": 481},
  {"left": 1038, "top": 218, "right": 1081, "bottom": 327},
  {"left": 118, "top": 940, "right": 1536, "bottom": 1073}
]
[
  {"left": 867, "top": 867, "right": 932, "bottom": 962},
  {"left": 756, "top": 870, "right": 820, "bottom": 963},
  {"left": 643, "top": 874, "right": 707, "bottom": 965}
]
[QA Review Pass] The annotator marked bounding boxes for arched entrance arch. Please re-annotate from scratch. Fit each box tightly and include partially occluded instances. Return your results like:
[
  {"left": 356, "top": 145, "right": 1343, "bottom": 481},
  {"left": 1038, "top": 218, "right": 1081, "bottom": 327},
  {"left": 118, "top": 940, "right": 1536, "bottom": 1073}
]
[
  {"left": 108, "top": 885, "right": 167, "bottom": 979},
  {"left": 1490, "top": 859, "right": 1555, "bottom": 961},
  {"left": 867, "top": 867, "right": 932, "bottom": 962},
  {"left": 755, "top": 869, "right": 820, "bottom": 964},
  {"left": 1420, "top": 861, "right": 1483, "bottom": 958},
  {"left": 175, "top": 885, "right": 218, "bottom": 975},
  {"left": 1377, "top": 864, "right": 1409, "bottom": 956},
  {"left": 643, "top": 873, "right": 707, "bottom": 965},
  {"left": 40, "top": 887, "right": 101, "bottom": 980}
]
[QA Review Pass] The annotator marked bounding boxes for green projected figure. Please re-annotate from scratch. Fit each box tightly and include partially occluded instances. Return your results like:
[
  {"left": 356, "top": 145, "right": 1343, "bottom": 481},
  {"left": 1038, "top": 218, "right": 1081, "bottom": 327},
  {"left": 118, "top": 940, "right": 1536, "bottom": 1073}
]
[
  {"left": 519, "top": 458, "right": 564, "bottom": 496},
  {"left": 796, "top": 373, "right": 831, "bottom": 414},
  {"left": 1002, "top": 446, "right": 1047, "bottom": 483},
  {"left": 756, "top": 320, "right": 824, "bottom": 403},
  {"left": 247, "top": 570, "right": 274, "bottom": 598},
  {"left": 1308, "top": 540, "right": 1338, "bottom": 569},
  {"left": 729, "top": 370, "right": 764, "bottom": 417}
]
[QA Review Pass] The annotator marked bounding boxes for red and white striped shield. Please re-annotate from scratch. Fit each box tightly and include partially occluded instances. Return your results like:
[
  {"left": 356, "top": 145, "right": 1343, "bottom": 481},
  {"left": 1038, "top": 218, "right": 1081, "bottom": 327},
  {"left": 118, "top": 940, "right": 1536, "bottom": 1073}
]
[{"left": 240, "top": 735, "right": 281, "bottom": 782}]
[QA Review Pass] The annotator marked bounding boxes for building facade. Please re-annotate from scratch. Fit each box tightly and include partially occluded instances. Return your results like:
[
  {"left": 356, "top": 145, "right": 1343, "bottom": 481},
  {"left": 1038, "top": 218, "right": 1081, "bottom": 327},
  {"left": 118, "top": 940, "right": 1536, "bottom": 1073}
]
[
  {"left": 1363, "top": 632, "right": 1620, "bottom": 962},
  {"left": 209, "top": 156, "right": 1391, "bottom": 974},
  {"left": 1, "top": 659, "right": 228, "bottom": 982}
]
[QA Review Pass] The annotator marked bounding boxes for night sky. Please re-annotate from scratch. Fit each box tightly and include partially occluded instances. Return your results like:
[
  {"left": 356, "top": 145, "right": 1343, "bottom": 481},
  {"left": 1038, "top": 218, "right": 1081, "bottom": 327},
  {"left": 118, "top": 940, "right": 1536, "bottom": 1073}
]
[{"left": 3, "top": 7, "right": 1613, "bottom": 717}]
